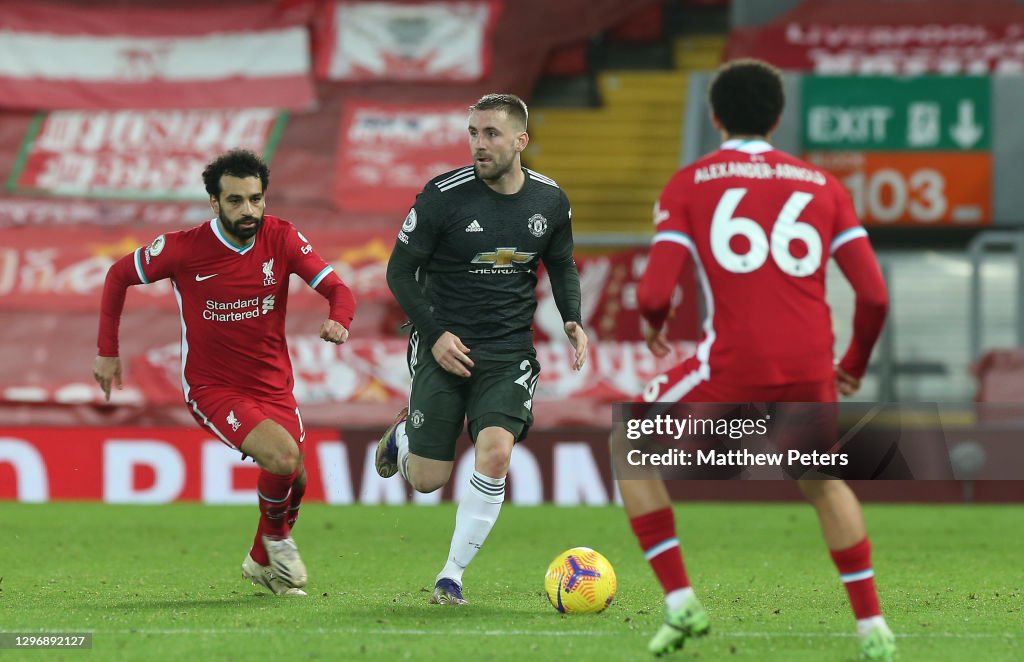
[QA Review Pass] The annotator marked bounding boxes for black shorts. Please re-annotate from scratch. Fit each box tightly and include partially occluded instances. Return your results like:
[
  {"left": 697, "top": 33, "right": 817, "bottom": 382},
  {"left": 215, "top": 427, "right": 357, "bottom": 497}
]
[{"left": 405, "top": 330, "right": 540, "bottom": 461}]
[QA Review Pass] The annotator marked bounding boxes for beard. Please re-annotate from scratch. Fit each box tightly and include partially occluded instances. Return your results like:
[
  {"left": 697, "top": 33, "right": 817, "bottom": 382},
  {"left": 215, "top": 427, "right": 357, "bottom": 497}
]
[
  {"left": 474, "top": 152, "right": 516, "bottom": 182},
  {"left": 220, "top": 211, "right": 264, "bottom": 240}
]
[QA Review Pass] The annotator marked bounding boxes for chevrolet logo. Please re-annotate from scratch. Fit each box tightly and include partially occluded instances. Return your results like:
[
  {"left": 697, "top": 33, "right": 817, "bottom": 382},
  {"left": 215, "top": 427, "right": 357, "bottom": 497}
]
[{"left": 471, "top": 247, "right": 537, "bottom": 267}]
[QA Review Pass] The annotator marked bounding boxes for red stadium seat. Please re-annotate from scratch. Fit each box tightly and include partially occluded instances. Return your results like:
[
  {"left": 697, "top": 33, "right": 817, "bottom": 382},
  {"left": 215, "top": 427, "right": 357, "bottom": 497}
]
[
  {"left": 543, "top": 40, "right": 590, "bottom": 77},
  {"left": 972, "top": 348, "right": 1024, "bottom": 402},
  {"left": 608, "top": 3, "right": 665, "bottom": 43}
]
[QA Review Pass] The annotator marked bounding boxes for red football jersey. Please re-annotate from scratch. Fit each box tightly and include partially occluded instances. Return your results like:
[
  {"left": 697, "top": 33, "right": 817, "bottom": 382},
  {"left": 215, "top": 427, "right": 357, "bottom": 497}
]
[
  {"left": 649, "top": 139, "right": 868, "bottom": 385},
  {"left": 131, "top": 215, "right": 337, "bottom": 399}
]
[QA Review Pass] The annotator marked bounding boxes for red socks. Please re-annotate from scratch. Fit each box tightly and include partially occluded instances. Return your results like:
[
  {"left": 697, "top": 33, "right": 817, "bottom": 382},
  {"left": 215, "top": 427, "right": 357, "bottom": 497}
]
[
  {"left": 630, "top": 509, "right": 881, "bottom": 621},
  {"left": 831, "top": 537, "right": 882, "bottom": 619},
  {"left": 630, "top": 508, "right": 690, "bottom": 594},
  {"left": 249, "top": 468, "right": 298, "bottom": 566},
  {"left": 287, "top": 477, "right": 306, "bottom": 530}
]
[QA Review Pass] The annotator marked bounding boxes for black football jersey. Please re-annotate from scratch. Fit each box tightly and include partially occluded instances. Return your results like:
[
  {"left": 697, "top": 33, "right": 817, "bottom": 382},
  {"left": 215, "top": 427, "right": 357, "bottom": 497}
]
[{"left": 396, "top": 165, "right": 575, "bottom": 354}]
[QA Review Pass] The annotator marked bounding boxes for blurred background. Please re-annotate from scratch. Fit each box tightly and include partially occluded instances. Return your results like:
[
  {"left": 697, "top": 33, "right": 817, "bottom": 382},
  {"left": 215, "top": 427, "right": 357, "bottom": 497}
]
[{"left": 1, "top": 0, "right": 1021, "bottom": 505}]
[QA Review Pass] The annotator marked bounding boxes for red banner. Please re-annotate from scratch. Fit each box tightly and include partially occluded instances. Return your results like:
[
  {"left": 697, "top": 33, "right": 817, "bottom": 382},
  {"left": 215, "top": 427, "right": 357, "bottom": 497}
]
[
  {"left": 0, "top": 2, "right": 315, "bottom": 110},
  {"left": 0, "top": 426, "right": 616, "bottom": 505},
  {"left": 0, "top": 226, "right": 701, "bottom": 408},
  {"left": 9, "top": 110, "right": 286, "bottom": 200},
  {"left": 2, "top": 426, "right": 1017, "bottom": 504},
  {"left": 0, "top": 336, "right": 692, "bottom": 409},
  {"left": 0, "top": 226, "right": 397, "bottom": 312},
  {"left": 131, "top": 337, "right": 692, "bottom": 406},
  {"left": 315, "top": 0, "right": 500, "bottom": 82},
  {"left": 0, "top": 198, "right": 210, "bottom": 229},
  {"left": 727, "top": 0, "right": 1024, "bottom": 74},
  {"left": 333, "top": 101, "right": 470, "bottom": 212},
  {"left": 0, "top": 225, "right": 699, "bottom": 341}
]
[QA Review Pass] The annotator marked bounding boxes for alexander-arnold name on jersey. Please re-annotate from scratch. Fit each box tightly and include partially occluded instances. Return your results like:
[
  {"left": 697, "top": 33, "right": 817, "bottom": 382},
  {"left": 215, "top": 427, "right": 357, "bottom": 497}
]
[
  {"left": 203, "top": 295, "right": 276, "bottom": 322},
  {"left": 693, "top": 161, "right": 826, "bottom": 186}
]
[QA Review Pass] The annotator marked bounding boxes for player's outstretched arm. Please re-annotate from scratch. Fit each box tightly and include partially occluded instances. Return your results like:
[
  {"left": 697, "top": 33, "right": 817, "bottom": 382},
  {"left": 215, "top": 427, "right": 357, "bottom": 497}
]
[
  {"left": 563, "top": 321, "right": 589, "bottom": 371},
  {"left": 543, "top": 254, "right": 582, "bottom": 328},
  {"left": 636, "top": 240, "right": 690, "bottom": 332},
  {"left": 636, "top": 240, "right": 690, "bottom": 360},
  {"left": 385, "top": 241, "right": 445, "bottom": 348},
  {"left": 387, "top": 242, "right": 472, "bottom": 376},
  {"left": 92, "top": 356, "right": 122, "bottom": 401},
  {"left": 541, "top": 225, "right": 585, "bottom": 371},
  {"left": 94, "top": 251, "right": 146, "bottom": 401},
  {"left": 833, "top": 239, "right": 889, "bottom": 387},
  {"left": 310, "top": 271, "right": 355, "bottom": 344}
]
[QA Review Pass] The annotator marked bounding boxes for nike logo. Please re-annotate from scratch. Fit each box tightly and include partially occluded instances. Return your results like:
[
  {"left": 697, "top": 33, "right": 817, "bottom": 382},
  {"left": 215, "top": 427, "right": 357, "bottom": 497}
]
[{"left": 195, "top": 274, "right": 218, "bottom": 281}]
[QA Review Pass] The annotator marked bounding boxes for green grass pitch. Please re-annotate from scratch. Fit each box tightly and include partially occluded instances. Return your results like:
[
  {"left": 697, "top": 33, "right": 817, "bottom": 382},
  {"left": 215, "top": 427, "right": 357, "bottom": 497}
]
[{"left": 1, "top": 502, "right": 1021, "bottom": 660}]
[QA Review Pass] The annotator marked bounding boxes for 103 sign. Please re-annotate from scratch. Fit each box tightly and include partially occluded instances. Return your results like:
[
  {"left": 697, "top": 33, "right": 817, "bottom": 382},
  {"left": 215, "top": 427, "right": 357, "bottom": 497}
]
[{"left": 805, "top": 151, "right": 991, "bottom": 225}]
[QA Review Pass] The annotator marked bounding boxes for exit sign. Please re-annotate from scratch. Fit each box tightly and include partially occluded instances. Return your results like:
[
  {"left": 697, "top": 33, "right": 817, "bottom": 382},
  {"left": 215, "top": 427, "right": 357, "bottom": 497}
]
[
  {"left": 802, "top": 76, "right": 990, "bottom": 151},
  {"left": 801, "top": 75, "right": 991, "bottom": 226}
]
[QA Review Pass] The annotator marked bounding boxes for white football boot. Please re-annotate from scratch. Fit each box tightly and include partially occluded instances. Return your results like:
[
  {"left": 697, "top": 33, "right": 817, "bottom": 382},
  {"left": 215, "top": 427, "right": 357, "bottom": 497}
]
[
  {"left": 261, "top": 536, "right": 308, "bottom": 589},
  {"left": 241, "top": 554, "right": 307, "bottom": 596}
]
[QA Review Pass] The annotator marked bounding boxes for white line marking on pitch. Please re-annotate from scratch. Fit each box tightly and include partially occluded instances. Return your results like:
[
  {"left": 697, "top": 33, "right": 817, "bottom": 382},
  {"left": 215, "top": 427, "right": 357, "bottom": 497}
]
[{"left": 83, "top": 628, "right": 1019, "bottom": 640}]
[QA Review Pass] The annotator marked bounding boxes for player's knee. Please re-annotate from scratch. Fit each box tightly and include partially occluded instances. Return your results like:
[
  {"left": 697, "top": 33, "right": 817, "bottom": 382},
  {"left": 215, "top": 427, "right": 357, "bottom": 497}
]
[
  {"left": 264, "top": 441, "right": 301, "bottom": 475},
  {"left": 798, "top": 478, "right": 838, "bottom": 503},
  {"left": 404, "top": 456, "right": 452, "bottom": 493},
  {"left": 475, "top": 445, "right": 512, "bottom": 478},
  {"left": 408, "top": 473, "right": 447, "bottom": 494}
]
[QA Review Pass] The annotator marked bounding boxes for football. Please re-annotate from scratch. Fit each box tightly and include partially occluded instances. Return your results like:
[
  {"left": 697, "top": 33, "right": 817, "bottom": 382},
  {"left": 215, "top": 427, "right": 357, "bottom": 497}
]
[{"left": 544, "top": 547, "right": 617, "bottom": 614}]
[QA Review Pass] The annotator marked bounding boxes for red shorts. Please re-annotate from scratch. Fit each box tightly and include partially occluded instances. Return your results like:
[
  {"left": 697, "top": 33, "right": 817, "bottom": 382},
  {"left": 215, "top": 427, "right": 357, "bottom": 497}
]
[
  {"left": 187, "top": 387, "right": 305, "bottom": 451},
  {"left": 638, "top": 356, "right": 837, "bottom": 403}
]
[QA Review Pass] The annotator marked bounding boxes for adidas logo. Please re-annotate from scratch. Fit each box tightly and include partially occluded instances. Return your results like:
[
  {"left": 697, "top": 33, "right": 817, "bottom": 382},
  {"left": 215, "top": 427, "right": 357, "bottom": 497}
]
[{"left": 465, "top": 220, "right": 484, "bottom": 232}]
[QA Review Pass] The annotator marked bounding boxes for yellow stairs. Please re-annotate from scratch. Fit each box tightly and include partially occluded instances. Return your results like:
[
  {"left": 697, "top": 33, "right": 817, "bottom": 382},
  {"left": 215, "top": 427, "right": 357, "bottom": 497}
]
[
  {"left": 674, "top": 34, "right": 726, "bottom": 70},
  {"left": 526, "top": 35, "right": 725, "bottom": 237}
]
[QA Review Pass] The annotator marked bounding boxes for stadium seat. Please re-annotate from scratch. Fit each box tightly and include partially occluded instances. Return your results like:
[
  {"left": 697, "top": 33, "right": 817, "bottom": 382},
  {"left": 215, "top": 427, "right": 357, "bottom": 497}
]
[
  {"left": 972, "top": 348, "right": 1024, "bottom": 401},
  {"left": 607, "top": 4, "right": 665, "bottom": 43}
]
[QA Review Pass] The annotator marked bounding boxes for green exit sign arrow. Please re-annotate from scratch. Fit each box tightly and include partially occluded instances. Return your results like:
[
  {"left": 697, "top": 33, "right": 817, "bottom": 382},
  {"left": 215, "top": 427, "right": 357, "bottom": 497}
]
[{"left": 950, "top": 100, "right": 983, "bottom": 149}]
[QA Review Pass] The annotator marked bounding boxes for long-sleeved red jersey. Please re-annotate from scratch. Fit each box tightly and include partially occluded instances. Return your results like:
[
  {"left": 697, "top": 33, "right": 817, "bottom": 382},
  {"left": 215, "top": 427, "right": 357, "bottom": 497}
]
[
  {"left": 97, "top": 215, "right": 355, "bottom": 400},
  {"left": 637, "top": 139, "right": 888, "bottom": 385}
]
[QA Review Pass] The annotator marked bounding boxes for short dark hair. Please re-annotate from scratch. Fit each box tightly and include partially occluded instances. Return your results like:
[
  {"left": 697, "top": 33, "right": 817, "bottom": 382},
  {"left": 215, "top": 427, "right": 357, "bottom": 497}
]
[
  {"left": 709, "top": 59, "right": 785, "bottom": 137},
  {"left": 470, "top": 93, "right": 528, "bottom": 131},
  {"left": 202, "top": 149, "right": 270, "bottom": 197}
]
